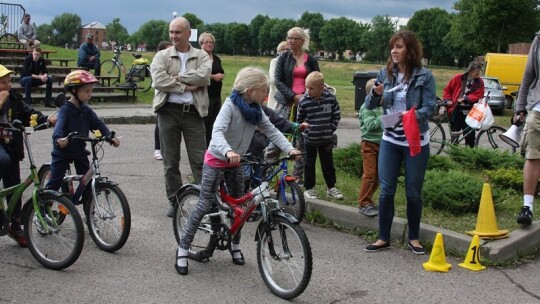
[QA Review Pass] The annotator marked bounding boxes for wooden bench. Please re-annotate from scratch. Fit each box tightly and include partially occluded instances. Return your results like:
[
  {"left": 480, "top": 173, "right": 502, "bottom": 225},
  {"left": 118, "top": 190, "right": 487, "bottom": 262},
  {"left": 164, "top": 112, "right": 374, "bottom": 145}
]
[
  {"left": 47, "top": 58, "right": 75, "bottom": 67},
  {"left": 96, "top": 75, "right": 119, "bottom": 87},
  {"left": 0, "top": 49, "right": 56, "bottom": 58}
]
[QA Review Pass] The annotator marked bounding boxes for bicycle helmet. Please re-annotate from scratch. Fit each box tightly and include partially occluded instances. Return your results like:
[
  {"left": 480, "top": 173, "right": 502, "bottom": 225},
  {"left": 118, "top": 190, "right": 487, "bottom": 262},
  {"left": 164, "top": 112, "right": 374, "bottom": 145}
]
[{"left": 64, "top": 70, "right": 98, "bottom": 91}]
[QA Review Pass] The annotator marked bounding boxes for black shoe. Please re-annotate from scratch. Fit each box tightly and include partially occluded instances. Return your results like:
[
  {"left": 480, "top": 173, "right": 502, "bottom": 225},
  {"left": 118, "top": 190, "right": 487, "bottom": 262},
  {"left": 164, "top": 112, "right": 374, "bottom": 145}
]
[
  {"left": 230, "top": 249, "right": 245, "bottom": 265},
  {"left": 517, "top": 206, "right": 533, "bottom": 226},
  {"left": 364, "top": 242, "right": 390, "bottom": 252},
  {"left": 407, "top": 242, "right": 426, "bottom": 255},
  {"left": 175, "top": 248, "right": 188, "bottom": 275}
]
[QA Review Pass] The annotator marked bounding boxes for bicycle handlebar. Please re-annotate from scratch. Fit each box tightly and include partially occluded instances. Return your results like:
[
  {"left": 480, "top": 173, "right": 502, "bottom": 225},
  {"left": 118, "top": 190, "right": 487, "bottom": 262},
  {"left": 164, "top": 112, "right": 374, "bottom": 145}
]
[
  {"left": 65, "top": 131, "right": 117, "bottom": 145},
  {"left": 0, "top": 119, "right": 50, "bottom": 132}
]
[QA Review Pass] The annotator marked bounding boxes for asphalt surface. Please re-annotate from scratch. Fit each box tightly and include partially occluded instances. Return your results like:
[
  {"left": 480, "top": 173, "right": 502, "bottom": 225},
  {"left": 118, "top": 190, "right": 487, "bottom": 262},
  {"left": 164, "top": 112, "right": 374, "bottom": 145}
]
[{"left": 0, "top": 103, "right": 539, "bottom": 303}]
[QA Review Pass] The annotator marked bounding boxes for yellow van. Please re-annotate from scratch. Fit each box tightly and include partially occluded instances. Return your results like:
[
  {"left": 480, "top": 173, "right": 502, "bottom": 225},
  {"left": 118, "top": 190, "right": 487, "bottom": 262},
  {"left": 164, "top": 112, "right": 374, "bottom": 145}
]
[{"left": 483, "top": 53, "right": 528, "bottom": 108}]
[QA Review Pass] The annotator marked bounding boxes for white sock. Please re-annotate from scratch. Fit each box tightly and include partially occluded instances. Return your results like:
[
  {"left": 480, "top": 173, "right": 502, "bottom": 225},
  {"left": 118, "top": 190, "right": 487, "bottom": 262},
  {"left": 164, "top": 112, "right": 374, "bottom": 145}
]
[
  {"left": 177, "top": 247, "right": 188, "bottom": 267},
  {"left": 524, "top": 195, "right": 534, "bottom": 211},
  {"left": 231, "top": 243, "right": 242, "bottom": 259}
]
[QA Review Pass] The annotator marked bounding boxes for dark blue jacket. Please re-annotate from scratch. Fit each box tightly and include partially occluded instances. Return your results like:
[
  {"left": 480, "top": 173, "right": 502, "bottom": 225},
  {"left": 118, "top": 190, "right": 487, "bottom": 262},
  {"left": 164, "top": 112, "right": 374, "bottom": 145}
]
[
  {"left": 248, "top": 106, "right": 295, "bottom": 158},
  {"left": 77, "top": 42, "right": 100, "bottom": 66},
  {"left": 51, "top": 102, "right": 110, "bottom": 158}
]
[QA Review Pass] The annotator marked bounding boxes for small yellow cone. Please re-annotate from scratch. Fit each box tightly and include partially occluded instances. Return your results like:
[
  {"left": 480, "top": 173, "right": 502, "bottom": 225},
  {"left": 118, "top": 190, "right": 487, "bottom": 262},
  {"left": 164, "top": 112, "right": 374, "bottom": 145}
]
[
  {"left": 423, "top": 233, "right": 452, "bottom": 272},
  {"left": 458, "top": 235, "right": 486, "bottom": 271},
  {"left": 466, "top": 183, "right": 508, "bottom": 239}
]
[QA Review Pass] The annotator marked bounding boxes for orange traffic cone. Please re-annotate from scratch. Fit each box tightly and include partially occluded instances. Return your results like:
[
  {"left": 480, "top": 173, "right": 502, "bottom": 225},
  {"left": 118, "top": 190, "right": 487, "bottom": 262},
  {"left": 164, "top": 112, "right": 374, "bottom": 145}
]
[
  {"left": 458, "top": 235, "right": 486, "bottom": 271},
  {"left": 466, "top": 183, "right": 509, "bottom": 239},
  {"left": 423, "top": 233, "right": 451, "bottom": 272}
]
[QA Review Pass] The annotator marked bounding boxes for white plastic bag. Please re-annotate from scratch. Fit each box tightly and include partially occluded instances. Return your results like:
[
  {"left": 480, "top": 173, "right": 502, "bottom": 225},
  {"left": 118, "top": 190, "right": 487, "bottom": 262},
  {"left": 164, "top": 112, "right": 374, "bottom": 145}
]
[{"left": 465, "top": 98, "right": 494, "bottom": 130}]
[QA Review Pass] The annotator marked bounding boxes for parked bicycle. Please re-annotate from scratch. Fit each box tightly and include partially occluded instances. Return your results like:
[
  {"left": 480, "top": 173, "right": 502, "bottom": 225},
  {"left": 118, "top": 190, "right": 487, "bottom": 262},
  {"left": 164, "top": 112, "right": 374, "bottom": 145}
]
[
  {"left": 38, "top": 130, "right": 131, "bottom": 252},
  {"left": 172, "top": 154, "right": 313, "bottom": 300},
  {"left": 100, "top": 46, "right": 152, "bottom": 92},
  {"left": 429, "top": 97, "right": 516, "bottom": 155},
  {"left": 0, "top": 118, "right": 84, "bottom": 270},
  {"left": 0, "top": 14, "right": 18, "bottom": 42}
]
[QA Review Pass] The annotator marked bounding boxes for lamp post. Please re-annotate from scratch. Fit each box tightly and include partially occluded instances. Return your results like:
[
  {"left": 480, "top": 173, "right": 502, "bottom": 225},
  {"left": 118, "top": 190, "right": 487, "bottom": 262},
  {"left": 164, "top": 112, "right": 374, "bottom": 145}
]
[{"left": 172, "top": 12, "right": 177, "bottom": 19}]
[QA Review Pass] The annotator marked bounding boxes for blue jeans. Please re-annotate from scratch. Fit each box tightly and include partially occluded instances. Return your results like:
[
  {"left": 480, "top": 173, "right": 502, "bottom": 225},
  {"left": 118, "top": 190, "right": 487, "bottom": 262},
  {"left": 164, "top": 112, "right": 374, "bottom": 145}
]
[
  {"left": 377, "top": 140, "right": 429, "bottom": 242},
  {"left": 19, "top": 76, "right": 53, "bottom": 103}
]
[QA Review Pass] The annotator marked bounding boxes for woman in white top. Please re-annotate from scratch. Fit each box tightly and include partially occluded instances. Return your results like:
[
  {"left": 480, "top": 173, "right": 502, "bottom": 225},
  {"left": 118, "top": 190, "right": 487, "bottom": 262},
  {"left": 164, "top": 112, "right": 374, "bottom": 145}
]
[{"left": 267, "top": 41, "right": 288, "bottom": 109}]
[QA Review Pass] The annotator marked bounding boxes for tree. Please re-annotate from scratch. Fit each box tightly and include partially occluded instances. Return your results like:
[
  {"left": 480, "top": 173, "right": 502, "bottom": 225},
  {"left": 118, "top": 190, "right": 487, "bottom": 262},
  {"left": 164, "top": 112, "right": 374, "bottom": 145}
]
[
  {"left": 297, "top": 12, "right": 326, "bottom": 48},
  {"left": 361, "top": 15, "right": 396, "bottom": 62},
  {"left": 200, "top": 23, "right": 228, "bottom": 54},
  {"left": 224, "top": 23, "right": 249, "bottom": 55},
  {"left": 450, "top": 0, "right": 540, "bottom": 55},
  {"left": 249, "top": 14, "right": 270, "bottom": 54},
  {"left": 183, "top": 13, "right": 204, "bottom": 31},
  {"left": 320, "top": 17, "right": 365, "bottom": 60},
  {"left": 50, "top": 13, "right": 81, "bottom": 47},
  {"left": 407, "top": 8, "right": 454, "bottom": 65},
  {"left": 131, "top": 20, "right": 168, "bottom": 51},
  {"left": 106, "top": 18, "right": 130, "bottom": 46},
  {"left": 36, "top": 24, "right": 54, "bottom": 46}
]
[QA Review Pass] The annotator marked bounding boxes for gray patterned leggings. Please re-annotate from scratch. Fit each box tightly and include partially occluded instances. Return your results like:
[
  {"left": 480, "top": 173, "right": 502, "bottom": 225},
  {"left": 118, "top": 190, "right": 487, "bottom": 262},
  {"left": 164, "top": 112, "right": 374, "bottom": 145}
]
[{"left": 179, "top": 163, "right": 244, "bottom": 250}]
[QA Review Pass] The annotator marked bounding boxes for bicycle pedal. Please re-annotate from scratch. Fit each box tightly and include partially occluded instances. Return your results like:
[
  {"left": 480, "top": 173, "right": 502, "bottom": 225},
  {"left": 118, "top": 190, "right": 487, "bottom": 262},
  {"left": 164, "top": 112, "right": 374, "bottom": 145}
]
[{"left": 193, "top": 250, "right": 212, "bottom": 262}]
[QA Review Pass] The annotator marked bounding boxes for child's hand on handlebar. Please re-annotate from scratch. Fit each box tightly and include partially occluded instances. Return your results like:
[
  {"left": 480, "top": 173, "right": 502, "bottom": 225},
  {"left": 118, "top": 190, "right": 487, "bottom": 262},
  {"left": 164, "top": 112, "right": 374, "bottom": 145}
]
[
  {"left": 111, "top": 137, "right": 120, "bottom": 147},
  {"left": 57, "top": 137, "right": 69, "bottom": 148},
  {"left": 288, "top": 149, "right": 302, "bottom": 160},
  {"left": 226, "top": 151, "right": 240, "bottom": 164}
]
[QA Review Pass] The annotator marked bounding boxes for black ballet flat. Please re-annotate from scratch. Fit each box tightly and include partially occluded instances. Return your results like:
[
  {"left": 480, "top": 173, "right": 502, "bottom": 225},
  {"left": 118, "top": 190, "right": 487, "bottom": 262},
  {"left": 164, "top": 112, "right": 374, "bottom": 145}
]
[
  {"left": 230, "top": 249, "right": 245, "bottom": 265},
  {"left": 175, "top": 248, "right": 189, "bottom": 275}
]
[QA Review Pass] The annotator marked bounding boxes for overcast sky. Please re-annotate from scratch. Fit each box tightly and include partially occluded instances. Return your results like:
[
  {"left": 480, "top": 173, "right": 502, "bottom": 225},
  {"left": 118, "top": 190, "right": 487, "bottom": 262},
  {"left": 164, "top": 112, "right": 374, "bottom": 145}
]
[{"left": 17, "top": 0, "right": 455, "bottom": 34}]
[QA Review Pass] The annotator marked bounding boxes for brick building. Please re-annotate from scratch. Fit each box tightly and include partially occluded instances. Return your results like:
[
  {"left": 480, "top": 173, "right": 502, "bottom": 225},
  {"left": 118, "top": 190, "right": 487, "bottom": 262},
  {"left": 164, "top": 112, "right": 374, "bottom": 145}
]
[{"left": 79, "top": 22, "right": 107, "bottom": 49}]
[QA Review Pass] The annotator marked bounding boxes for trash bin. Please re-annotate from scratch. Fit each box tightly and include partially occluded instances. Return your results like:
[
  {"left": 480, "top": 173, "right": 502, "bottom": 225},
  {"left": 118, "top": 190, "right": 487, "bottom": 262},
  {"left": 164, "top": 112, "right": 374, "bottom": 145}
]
[{"left": 352, "top": 71, "right": 378, "bottom": 110}]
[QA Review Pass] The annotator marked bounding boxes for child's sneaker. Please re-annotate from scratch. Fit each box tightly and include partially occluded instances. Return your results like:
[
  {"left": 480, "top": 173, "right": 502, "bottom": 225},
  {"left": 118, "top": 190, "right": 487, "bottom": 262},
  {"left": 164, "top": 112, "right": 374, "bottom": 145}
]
[
  {"left": 327, "top": 187, "right": 343, "bottom": 200},
  {"left": 304, "top": 189, "right": 318, "bottom": 200},
  {"left": 517, "top": 206, "right": 533, "bottom": 226}
]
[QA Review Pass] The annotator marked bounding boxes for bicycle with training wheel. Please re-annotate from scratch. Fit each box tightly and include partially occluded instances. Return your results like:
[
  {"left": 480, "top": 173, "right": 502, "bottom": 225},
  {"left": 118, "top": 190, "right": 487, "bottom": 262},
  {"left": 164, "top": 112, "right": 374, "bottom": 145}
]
[
  {"left": 38, "top": 130, "right": 131, "bottom": 252},
  {"left": 429, "top": 97, "right": 516, "bottom": 155},
  {"left": 172, "top": 154, "right": 313, "bottom": 300},
  {"left": 100, "top": 46, "right": 152, "bottom": 92},
  {"left": 0, "top": 119, "right": 84, "bottom": 270}
]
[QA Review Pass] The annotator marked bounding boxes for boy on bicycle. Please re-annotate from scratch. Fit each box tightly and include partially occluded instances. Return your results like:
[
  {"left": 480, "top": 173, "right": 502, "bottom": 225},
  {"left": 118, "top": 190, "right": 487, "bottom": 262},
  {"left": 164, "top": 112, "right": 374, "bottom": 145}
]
[
  {"left": 0, "top": 64, "right": 55, "bottom": 247},
  {"left": 45, "top": 70, "right": 119, "bottom": 193}
]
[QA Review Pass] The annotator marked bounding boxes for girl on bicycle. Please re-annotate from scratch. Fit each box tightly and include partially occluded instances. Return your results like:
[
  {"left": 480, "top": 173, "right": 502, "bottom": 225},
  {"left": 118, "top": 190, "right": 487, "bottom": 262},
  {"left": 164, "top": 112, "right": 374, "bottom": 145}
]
[
  {"left": 45, "top": 70, "right": 120, "bottom": 192},
  {"left": 176, "top": 66, "right": 301, "bottom": 275}
]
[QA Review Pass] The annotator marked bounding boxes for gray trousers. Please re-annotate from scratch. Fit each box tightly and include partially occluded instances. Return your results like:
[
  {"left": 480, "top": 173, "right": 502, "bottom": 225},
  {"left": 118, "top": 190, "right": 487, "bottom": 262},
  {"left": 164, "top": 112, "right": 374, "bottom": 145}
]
[{"left": 158, "top": 103, "right": 206, "bottom": 199}]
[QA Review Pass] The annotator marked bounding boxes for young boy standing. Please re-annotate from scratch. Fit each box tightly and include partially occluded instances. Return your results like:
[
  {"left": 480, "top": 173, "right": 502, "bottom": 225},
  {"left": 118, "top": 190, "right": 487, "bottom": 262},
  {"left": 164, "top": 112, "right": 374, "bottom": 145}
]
[
  {"left": 358, "top": 79, "right": 382, "bottom": 217},
  {"left": 297, "top": 71, "right": 343, "bottom": 200}
]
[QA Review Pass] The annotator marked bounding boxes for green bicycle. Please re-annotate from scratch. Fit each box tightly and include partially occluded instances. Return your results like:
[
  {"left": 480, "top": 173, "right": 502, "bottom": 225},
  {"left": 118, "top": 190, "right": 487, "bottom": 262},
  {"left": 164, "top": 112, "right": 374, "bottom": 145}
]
[{"left": 0, "top": 119, "right": 84, "bottom": 270}]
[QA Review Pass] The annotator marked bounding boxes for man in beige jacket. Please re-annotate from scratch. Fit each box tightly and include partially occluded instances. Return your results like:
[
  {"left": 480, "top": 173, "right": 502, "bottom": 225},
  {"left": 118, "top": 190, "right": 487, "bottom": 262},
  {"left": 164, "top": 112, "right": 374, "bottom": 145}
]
[{"left": 151, "top": 17, "right": 211, "bottom": 217}]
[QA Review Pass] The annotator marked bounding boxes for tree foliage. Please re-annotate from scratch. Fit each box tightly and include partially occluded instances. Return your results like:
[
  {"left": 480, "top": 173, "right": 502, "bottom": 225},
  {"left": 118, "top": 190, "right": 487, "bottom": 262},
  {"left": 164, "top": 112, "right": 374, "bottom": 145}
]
[
  {"left": 361, "top": 15, "right": 396, "bottom": 62},
  {"left": 130, "top": 20, "right": 168, "bottom": 51},
  {"left": 320, "top": 17, "right": 365, "bottom": 59},
  {"left": 224, "top": 22, "right": 249, "bottom": 55},
  {"left": 106, "top": 18, "right": 130, "bottom": 45},
  {"left": 406, "top": 8, "right": 453, "bottom": 65},
  {"left": 182, "top": 13, "right": 204, "bottom": 31},
  {"left": 49, "top": 13, "right": 81, "bottom": 47},
  {"left": 249, "top": 14, "right": 270, "bottom": 54},
  {"left": 297, "top": 12, "right": 325, "bottom": 48}
]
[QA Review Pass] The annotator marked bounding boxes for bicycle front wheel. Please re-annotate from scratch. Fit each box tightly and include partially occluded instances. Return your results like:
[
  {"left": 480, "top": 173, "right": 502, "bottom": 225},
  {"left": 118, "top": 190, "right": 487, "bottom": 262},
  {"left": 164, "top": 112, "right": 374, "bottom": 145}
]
[
  {"left": 100, "top": 59, "right": 121, "bottom": 84},
  {"left": 475, "top": 126, "right": 517, "bottom": 154},
  {"left": 428, "top": 119, "right": 446, "bottom": 155},
  {"left": 257, "top": 216, "right": 312, "bottom": 299},
  {"left": 135, "top": 66, "right": 152, "bottom": 92},
  {"left": 0, "top": 34, "right": 18, "bottom": 42},
  {"left": 25, "top": 193, "right": 84, "bottom": 270},
  {"left": 277, "top": 179, "right": 306, "bottom": 222},
  {"left": 86, "top": 183, "right": 131, "bottom": 252},
  {"left": 173, "top": 188, "right": 218, "bottom": 259}
]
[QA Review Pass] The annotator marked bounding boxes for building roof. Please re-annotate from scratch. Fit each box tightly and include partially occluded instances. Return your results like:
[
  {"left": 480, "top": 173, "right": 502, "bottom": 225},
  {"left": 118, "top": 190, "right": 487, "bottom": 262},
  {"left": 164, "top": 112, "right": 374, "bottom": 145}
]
[{"left": 82, "top": 22, "right": 106, "bottom": 30}]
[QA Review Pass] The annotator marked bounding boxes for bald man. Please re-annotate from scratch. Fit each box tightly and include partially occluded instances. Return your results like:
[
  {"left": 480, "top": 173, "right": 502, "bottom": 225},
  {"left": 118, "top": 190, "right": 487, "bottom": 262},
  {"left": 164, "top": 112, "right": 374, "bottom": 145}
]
[{"left": 150, "top": 17, "right": 212, "bottom": 217}]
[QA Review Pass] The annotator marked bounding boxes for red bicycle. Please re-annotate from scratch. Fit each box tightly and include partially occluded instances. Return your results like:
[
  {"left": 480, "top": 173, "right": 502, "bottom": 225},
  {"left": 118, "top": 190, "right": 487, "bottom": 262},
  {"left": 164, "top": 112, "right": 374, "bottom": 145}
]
[{"left": 172, "top": 154, "right": 313, "bottom": 300}]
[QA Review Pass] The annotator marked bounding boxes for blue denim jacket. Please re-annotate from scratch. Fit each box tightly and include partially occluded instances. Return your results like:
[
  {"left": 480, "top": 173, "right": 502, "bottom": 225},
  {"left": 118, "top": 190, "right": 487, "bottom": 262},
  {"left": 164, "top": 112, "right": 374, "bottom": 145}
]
[{"left": 365, "top": 65, "right": 436, "bottom": 133}]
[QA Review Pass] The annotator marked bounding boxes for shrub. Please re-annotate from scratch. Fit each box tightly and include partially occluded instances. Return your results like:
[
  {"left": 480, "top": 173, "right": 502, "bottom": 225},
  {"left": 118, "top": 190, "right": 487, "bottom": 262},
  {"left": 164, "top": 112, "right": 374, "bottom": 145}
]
[
  {"left": 334, "top": 143, "right": 363, "bottom": 178},
  {"left": 484, "top": 167, "right": 523, "bottom": 192},
  {"left": 427, "top": 154, "right": 459, "bottom": 171},
  {"left": 422, "top": 169, "right": 484, "bottom": 214},
  {"left": 446, "top": 145, "right": 524, "bottom": 170}
]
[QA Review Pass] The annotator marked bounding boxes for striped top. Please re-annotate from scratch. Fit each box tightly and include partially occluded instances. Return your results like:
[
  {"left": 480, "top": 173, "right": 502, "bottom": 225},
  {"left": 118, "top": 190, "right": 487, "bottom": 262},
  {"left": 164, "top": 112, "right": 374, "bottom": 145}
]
[{"left": 297, "top": 90, "right": 341, "bottom": 145}]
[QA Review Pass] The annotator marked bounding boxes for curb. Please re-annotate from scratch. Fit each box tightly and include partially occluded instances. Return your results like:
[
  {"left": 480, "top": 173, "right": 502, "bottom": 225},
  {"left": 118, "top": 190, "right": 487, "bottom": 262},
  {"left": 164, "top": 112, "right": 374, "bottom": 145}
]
[{"left": 306, "top": 197, "right": 540, "bottom": 262}]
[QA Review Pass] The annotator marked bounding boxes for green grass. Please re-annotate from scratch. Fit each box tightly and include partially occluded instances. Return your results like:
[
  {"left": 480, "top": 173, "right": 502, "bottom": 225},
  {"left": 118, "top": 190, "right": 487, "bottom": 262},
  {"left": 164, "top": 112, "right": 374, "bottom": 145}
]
[{"left": 42, "top": 44, "right": 463, "bottom": 115}]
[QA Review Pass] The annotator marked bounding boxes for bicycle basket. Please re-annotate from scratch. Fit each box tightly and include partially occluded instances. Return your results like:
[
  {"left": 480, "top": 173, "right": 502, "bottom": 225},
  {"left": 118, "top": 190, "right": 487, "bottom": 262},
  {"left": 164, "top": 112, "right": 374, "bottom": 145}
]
[{"left": 129, "top": 64, "right": 147, "bottom": 80}]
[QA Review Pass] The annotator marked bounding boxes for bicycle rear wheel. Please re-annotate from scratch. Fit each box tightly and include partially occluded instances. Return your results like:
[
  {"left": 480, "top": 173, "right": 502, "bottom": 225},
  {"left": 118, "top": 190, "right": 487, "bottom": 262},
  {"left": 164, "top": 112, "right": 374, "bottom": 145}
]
[
  {"left": 257, "top": 216, "right": 312, "bottom": 299},
  {"left": 475, "top": 125, "right": 517, "bottom": 153},
  {"left": 100, "top": 59, "right": 121, "bottom": 84},
  {"left": 277, "top": 178, "right": 306, "bottom": 222},
  {"left": 173, "top": 188, "right": 218, "bottom": 259},
  {"left": 428, "top": 119, "right": 446, "bottom": 155},
  {"left": 135, "top": 66, "right": 152, "bottom": 92},
  {"left": 86, "top": 183, "right": 131, "bottom": 252},
  {"left": 0, "top": 34, "right": 18, "bottom": 42},
  {"left": 25, "top": 193, "right": 84, "bottom": 270}
]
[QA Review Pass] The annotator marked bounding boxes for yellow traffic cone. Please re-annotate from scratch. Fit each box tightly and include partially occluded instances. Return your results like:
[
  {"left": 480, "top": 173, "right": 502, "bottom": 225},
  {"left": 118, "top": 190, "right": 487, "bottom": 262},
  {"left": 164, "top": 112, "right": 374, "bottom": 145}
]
[
  {"left": 458, "top": 235, "right": 486, "bottom": 271},
  {"left": 423, "top": 233, "right": 452, "bottom": 272},
  {"left": 466, "top": 183, "right": 509, "bottom": 239}
]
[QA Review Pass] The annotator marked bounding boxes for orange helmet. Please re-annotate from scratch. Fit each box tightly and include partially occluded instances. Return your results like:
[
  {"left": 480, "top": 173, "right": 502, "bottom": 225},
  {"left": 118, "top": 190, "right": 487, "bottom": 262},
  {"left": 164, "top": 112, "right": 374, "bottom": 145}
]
[{"left": 64, "top": 70, "right": 98, "bottom": 91}]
